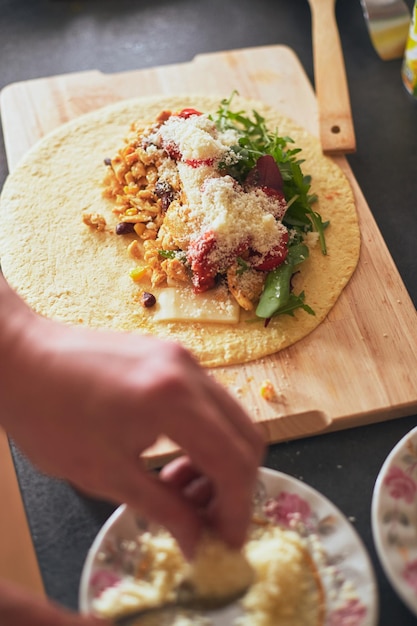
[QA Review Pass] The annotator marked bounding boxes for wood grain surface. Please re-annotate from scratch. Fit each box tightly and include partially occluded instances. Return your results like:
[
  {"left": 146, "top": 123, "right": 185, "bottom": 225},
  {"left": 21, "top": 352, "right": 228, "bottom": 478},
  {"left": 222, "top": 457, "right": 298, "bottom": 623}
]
[
  {"left": 307, "top": 0, "right": 356, "bottom": 153},
  {"left": 1, "top": 45, "right": 417, "bottom": 467},
  {"left": 0, "top": 43, "right": 416, "bottom": 594}
]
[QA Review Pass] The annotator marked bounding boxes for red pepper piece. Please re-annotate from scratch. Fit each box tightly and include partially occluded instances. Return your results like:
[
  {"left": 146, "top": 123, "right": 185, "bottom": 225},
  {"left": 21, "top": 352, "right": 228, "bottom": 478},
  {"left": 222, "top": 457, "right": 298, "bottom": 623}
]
[
  {"left": 164, "top": 141, "right": 182, "bottom": 161},
  {"left": 177, "top": 108, "right": 203, "bottom": 119},
  {"left": 261, "top": 184, "right": 286, "bottom": 208},
  {"left": 184, "top": 158, "right": 215, "bottom": 168},
  {"left": 251, "top": 231, "right": 289, "bottom": 271},
  {"left": 187, "top": 231, "right": 218, "bottom": 293}
]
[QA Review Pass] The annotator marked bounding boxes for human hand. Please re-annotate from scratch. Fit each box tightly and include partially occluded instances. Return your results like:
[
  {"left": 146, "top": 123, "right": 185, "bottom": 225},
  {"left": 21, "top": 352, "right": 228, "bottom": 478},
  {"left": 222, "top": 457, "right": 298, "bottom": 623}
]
[{"left": 1, "top": 299, "right": 264, "bottom": 557}]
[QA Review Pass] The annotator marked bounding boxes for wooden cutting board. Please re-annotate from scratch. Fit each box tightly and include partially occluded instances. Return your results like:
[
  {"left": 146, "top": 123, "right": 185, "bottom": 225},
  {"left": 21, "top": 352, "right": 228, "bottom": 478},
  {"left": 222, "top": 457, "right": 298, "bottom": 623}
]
[{"left": 1, "top": 45, "right": 417, "bottom": 467}]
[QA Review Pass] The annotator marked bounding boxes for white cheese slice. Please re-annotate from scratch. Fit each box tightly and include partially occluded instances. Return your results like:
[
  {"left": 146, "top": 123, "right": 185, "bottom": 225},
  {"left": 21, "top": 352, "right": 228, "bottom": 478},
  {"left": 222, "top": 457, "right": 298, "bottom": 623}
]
[{"left": 153, "top": 287, "right": 240, "bottom": 323}]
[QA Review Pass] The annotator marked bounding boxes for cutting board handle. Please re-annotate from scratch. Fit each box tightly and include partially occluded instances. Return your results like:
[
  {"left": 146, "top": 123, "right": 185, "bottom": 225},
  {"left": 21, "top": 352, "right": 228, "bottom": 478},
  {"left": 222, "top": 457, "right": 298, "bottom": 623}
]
[{"left": 308, "top": 0, "right": 356, "bottom": 154}]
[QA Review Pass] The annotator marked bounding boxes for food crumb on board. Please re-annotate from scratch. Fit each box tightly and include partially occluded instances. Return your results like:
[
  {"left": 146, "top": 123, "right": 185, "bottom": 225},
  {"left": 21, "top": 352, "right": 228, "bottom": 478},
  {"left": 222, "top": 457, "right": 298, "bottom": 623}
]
[
  {"left": 260, "top": 379, "right": 277, "bottom": 402},
  {"left": 231, "top": 386, "right": 244, "bottom": 398}
]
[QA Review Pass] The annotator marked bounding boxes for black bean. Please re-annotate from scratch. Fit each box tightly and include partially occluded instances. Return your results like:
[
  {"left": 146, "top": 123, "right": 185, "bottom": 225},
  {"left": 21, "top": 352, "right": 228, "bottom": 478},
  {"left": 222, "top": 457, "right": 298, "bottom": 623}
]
[
  {"left": 154, "top": 181, "right": 174, "bottom": 211},
  {"left": 141, "top": 292, "right": 156, "bottom": 308},
  {"left": 154, "top": 180, "right": 172, "bottom": 197},
  {"left": 160, "top": 192, "right": 173, "bottom": 212},
  {"left": 104, "top": 157, "right": 112, "bottom": 166},
  {"left": 115, "top": 222, "right": 135, "bottom": 235}
]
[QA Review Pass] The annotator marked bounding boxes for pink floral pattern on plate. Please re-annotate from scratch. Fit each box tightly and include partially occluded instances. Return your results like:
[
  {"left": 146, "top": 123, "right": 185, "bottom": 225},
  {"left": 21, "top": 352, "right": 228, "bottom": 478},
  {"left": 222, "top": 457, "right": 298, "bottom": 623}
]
[
  {"left": 372, "top": 426, "right": 417, "bottom": 616},
  {"left": 80, "top": 468, "right": 378, "bottom": 625}
]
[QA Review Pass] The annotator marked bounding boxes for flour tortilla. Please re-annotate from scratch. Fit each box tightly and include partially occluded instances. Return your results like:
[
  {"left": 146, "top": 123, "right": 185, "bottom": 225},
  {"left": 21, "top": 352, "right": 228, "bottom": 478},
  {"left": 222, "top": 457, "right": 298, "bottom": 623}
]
[{"left": 0, "top": 95, "right": 360, "bottom": 367}]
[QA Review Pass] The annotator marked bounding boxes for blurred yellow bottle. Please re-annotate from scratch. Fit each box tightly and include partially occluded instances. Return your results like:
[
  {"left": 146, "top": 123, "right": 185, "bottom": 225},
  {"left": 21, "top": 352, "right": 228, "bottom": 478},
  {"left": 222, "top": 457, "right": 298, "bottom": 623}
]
[{"left": 402, "top": 2, "right": 417, "bottom": 97}]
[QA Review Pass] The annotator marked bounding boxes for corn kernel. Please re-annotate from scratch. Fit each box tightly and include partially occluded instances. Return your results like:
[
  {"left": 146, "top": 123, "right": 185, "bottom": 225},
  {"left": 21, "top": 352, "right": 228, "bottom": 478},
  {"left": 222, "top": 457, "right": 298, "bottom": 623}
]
[
  {"left": 141, "top": 229, "right": 157, "bottom": 240},
  {"left": 127, "top": 240, "right": 142, "bottom": 259},
  {"left": 130, "top": 266, "right": 149, "bottom": 282},
  {"left": 138, "top": 189, "right": 154, "bottom": 200},
  {"left": 134, "top": 223, "right": 146, "bottom": 236},
  {"left": 122, "top": 215, "right": 146, "bottom": 224},
  {"left": 260, "top": 379, "right": 277, "bottom": 402},
  {"left": 124, "top": 191, "right": 139, "bottom": 200},
  {"left": 125, "top": 151, "right": 139, "bottom": 166}
]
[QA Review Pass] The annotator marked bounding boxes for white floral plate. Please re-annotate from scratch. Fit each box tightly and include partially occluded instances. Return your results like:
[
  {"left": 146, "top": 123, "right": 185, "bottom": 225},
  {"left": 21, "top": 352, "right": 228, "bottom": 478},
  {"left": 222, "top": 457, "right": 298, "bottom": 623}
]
[
  {"left": 79, "top": 467, "right": 378, "bottom": 625},
  {"left": 372, "top": 425, "right": 417, "bottom": 615}
]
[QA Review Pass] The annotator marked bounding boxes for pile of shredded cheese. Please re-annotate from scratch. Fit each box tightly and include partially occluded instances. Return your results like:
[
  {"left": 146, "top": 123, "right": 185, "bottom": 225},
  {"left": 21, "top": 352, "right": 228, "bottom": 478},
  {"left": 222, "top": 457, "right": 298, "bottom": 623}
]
[
  {"left": 148, "top": 112, "right": 288, "bottom": 269},
  {"left": 91, "top": 531, "right": 185, "bottom": 617},
  {"left": 238, "top": 526, "right": 323, "bottom": 626},
  {"left": 92, "top": 525, "right": 323, "bottom": 626}
]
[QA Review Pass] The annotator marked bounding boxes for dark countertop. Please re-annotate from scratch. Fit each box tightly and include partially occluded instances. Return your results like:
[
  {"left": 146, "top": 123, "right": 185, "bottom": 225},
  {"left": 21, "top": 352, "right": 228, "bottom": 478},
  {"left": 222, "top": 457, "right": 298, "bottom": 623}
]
[{"left": 1, "top": 0, "right": 417, "bottom": 623}]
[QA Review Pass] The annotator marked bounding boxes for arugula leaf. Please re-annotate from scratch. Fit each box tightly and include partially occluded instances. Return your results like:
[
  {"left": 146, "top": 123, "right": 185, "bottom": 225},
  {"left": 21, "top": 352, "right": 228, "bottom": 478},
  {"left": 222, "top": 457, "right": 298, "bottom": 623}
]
[
  {"left": 271, "top": 291, "right": 315, "bottom": 318},
  {"left": 255, "top": 244, "right": 310, "bottom": 319},
  {"left": 211, "top": 93, "right": 330, "bottom": 322},
  {"left": 212, "top": 93, "right": 327, "bottom": 255},
  {"left": 236, "top": 256, "right": 249, "bottom": 275},
  {"left": 256, "top": 263, "right": 293, "bottom": 319},
  {"left": 158, "top": 250, "right": 187, "bottom": 263},
  {"left": 158, "top": 250, "right": 177, "bottom": 259}
]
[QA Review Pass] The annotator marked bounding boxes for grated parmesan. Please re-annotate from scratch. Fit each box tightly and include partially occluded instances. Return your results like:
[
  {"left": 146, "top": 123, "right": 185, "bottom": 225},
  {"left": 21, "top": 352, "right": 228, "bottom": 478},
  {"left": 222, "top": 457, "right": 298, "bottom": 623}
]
[
  {"left": 92, "top": 525, "right": 323, "bottom": 626},
  {"left": 152, "top": 113, "right": 239, "bottom": 162},
  {"left": 150, "top": 113, "right": 289, "bottom": 270}
]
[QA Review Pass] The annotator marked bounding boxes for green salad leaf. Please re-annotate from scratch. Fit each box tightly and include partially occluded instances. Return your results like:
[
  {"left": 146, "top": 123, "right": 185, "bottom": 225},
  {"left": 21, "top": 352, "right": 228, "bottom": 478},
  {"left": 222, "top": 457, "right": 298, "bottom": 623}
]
[
  {"left": 212, "top": 92, "right": 327, "bottom": 255},
  {"left": 255, "top": 244, "right": 312, "bottom": 319},
  {"left": 211, "top": 93, "right": 328, "bottom": 321}
]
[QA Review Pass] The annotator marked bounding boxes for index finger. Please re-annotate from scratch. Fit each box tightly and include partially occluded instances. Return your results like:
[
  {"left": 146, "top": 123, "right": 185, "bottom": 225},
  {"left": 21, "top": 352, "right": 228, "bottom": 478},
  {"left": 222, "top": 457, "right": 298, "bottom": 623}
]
[{"left": 162, "top": 402, "right": 263, "bottom": 547}]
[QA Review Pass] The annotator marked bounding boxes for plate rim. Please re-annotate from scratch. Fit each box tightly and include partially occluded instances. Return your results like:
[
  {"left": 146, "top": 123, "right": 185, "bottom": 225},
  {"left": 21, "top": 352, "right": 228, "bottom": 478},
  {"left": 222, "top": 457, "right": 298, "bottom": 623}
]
[
  {"left": 79, "top": 502, "right": 129, "bottom": 612},
  {"left": 371, "top": 425, "right": 417, "bottom": 616},
  {"left": 79, "top": 466, "right": 379, "bottom": 624}
]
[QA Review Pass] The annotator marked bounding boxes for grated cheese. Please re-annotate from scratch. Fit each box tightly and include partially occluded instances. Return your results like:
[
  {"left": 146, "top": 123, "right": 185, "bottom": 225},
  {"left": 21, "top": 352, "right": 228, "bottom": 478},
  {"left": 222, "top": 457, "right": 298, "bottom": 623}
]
[
  {"left": 92, "top": 525, "right": 323, "bottom": 626},
  {"left": 151, "top": 113, "right": 288, "bottom": 270},
  {"left": 153, "top": 113, "right": 239, "bottom": 162},
  {"left": 198, "top": 176, "right": 286, "bottom": 260}
]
